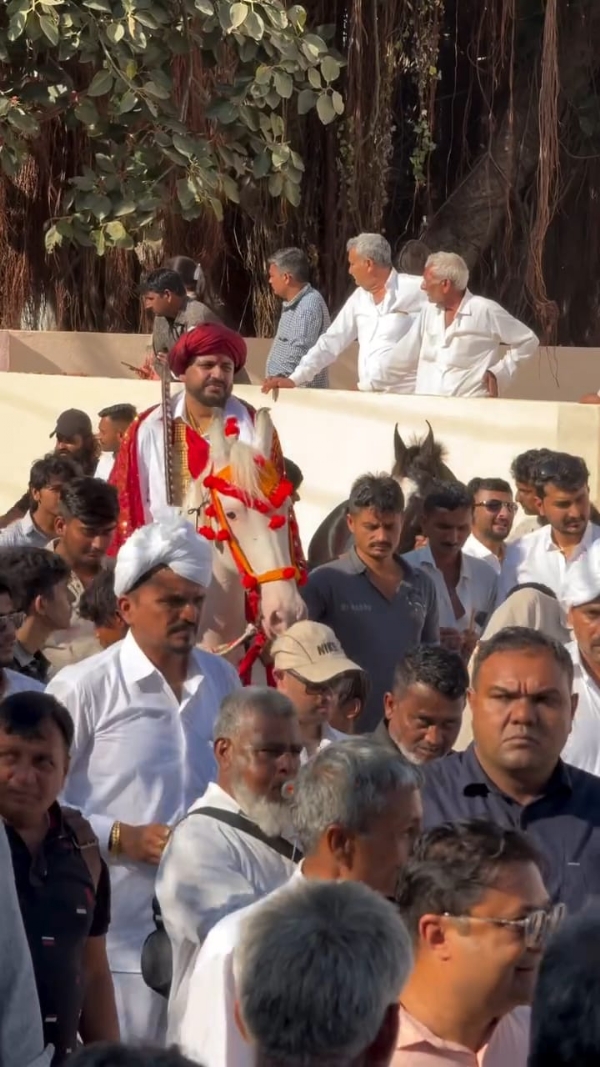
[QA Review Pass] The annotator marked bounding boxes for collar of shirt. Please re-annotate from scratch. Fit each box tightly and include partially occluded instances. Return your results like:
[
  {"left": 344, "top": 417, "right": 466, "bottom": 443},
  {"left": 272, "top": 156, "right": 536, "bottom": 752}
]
[
  {"left": 190, "top": 781, "right": 243, "bottom": 815},
  {"left": 120, "top": 629, "right": 206, "bottom": 703},
  {"left": 345, "top": 544, "right": 415, "bottom": 579},
  {"left": 409, "top": 543, "right": 473, "bottom": 583},
  {"left": 282, "top": 284, "right": 311, "bottom": 310},
  {"left": 540, "top": 521, "right": 597, "bottom": 555},
  {"left": 396, "top": 1004, "right": 530, "bottom": 1063},
  {"left": 460, "top": 744, "right": 573, "bottom": 803},
  {"left": 12, "top": 640, "right": 35, "bottom": 668}
]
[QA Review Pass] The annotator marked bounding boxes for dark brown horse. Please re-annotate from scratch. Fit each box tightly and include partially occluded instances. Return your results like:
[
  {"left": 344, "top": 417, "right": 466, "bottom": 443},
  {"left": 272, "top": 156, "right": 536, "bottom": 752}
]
[{"left": 307, "top": 421, "right": 458, "bottom": 569}]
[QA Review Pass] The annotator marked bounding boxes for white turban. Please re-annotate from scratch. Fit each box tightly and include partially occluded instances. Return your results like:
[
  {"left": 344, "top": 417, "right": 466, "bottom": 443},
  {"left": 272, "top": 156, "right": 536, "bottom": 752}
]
[
  {"left": 114, "top": 514, "right": 213, "bottom": 597},
  {"left": 561, "top": 539, "right": 600, "bottom": 609}
]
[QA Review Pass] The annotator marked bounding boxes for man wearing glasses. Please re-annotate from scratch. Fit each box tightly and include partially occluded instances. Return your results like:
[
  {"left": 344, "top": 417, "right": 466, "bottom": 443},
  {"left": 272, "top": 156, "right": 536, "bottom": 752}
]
[
  {"left": 393, "top": 820, "right": 561, "bottom": 1066},
  {"left": 0, "top": 576, "right": 43, "bottom": 698},
  {"left": 463, "top": 477, "right": 517, "bottom": 575},
  {"left": 420, "top": 626, "right": 600, "bottom": 913}
]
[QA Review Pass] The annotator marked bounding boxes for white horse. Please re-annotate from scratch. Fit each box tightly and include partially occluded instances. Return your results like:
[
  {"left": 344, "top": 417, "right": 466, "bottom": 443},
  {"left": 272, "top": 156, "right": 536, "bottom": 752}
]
[{"left": 183, "top": 409, "right": 307, "bottom": 670}]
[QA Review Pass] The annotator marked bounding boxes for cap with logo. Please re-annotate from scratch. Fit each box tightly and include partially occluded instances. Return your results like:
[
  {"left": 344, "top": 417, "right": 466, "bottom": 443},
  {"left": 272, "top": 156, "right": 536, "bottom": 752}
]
[
  {"left": 50, "top": 409, "right": 93, "bottom": 439},
  {"left": 271, "top": 621, "right": 362, "bottom": 684}
]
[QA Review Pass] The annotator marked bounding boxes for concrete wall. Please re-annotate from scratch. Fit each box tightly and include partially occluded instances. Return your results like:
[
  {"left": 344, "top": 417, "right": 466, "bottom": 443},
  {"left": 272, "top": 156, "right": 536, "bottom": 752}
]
[
  {"left": 2, "top": 329, "right": 599, "bottom": 400},
  {"left": 1, "top": 373, "right": 599, "bottom": 547}
]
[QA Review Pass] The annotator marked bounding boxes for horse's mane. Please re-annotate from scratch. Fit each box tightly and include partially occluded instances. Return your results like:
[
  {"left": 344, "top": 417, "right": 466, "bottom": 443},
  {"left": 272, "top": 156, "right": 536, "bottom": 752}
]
[{"left": 226, "top": 438, "right": 269, "bottom": 502}]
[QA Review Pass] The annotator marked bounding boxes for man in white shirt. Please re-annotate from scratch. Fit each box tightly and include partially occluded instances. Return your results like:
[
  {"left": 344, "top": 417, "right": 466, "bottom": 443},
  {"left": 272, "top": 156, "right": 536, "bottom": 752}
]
[
  {"left": 271, "top": 620, "right": 364, "bottom": 759},
  {"left": 463, "top": 476, "right": 517, "bottom": 575},
  {"left": 560, "top": 542, "right": 600, "bottom": 776},
  {"left": 501, "top": 452, "right": 600, "bottom": 600},
  {"left": 95, "top": 404, "right": 137, "bottom": 481},
  {"left": 402, "top": 482, "right": 498, "bottom": 661},
  {"left": 46, "top": 516, "right": 240, "bottom": 1044},
  {"left": 156, "top": 686, "right": 302, "bottom": 1041},
  {"left": 262, "top": 233, "right": 425, "bottom": 394},
  {"left": 176, "top": 738, "right": 423, "bottom": 1066},
  {"left": 413, "top": 251, "right": 539, "bottom": 397}
]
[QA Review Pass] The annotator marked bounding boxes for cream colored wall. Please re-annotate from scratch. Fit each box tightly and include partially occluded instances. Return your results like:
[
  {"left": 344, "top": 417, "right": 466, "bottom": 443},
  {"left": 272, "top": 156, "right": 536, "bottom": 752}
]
[{"left": 1, "top": 373, "right": 599, "bottom": 548}]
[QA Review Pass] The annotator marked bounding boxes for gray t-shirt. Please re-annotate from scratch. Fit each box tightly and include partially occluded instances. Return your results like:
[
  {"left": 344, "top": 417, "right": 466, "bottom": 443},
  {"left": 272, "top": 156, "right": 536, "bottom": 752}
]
[{"left": 302, "top": 547, "right": 440, "bottom": 732}]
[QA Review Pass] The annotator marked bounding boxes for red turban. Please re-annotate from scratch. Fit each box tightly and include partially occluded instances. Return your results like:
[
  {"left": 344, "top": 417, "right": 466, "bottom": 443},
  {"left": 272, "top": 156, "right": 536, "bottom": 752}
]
[{"left": 169, "top": 324, "right": 247, "bottom": 377}]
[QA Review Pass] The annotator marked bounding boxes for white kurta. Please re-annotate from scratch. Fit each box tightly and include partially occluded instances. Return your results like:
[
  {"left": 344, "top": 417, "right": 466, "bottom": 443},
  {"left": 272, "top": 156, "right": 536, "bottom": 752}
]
[
  {"left": 563, "top": 641, "right": 600, "bottom": 777},
  {"left": 289, "top": 270, "right": 426, "bottom": 393},
  {"left": 413, "top": 290, "right": 539, "bottom": 397},
  {"left": 178, "top": 869, "right": 303, "bottom": 1067},
  {"left": 156, "top": 782, "right": 296, "bottom": 1044},
  {"left": 46, "top": 631, "right": 240, "bottom": 1039},
  {"left": 462, "top": 532, "right": 503, "bottom": 576},
  {"left": 401, "top": 544, "right": 498, "bottom": 633},
  {"left": 500, "top": 522, "right": 600, "bottom": 601},
  {"left": 95, "top": 452, "right": 115, "bottom": 481},
  {"left": 136, "top": 392, "right": 256, "bottom": 522}
]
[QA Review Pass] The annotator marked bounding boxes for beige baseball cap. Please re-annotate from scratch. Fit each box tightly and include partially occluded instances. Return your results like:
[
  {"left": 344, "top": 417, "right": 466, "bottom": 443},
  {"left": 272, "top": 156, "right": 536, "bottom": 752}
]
[{"left": 271, "top": 621, "right": 361, "bottom": 684}]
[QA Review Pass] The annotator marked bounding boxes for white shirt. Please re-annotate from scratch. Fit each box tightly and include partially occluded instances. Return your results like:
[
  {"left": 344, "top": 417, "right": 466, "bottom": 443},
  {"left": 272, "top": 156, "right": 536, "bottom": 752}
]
[
  {"left": 137, "top": 392, "right": 256, "bottom": 522},
  {"left": 500, "top": 522, "right": 600, "bottom": 601},
  {"left": 157, "top": 781, "right": 296, "bottom": 1043},
  {"left": 289, "top": 270, "right": 425, "bottom": 393},
  {"left": 95, "top": 452, "right": 115, "bottom": 481},
  {"left": 413, "top": 290, "right": 539, "bottom": 397},
  {"left": 402, "top": 544, "right": 498, "bottom": 633},
  {"left": 562, "top": 641, "right": 600, "bottom": 776},
  {"left": 46, "top": 630, "right": 240, "bottom": 971},
  {"left": 0, "top": 513, "right": 50, "bottom": 549},
  {"left": 2, "top": 669, "right": 44, "bottom": 696},
  {"left": 462, "top": 532, "right": 503, "bottom": 575},
  {"left": 179, "top": 869, "right": 304, "bottom": 1067},
  {"left": 300, "top": 723, "right": 348, "bottom": 764}
]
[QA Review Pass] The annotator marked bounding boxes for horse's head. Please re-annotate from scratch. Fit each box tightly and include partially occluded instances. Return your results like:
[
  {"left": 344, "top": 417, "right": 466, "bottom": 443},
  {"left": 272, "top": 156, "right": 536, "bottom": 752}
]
[
  {"left": 392, "top": 421, "right": 458, "bottom": 553},
  {"left": 185, "top": 409, "right": 307, "bottom": 638}
]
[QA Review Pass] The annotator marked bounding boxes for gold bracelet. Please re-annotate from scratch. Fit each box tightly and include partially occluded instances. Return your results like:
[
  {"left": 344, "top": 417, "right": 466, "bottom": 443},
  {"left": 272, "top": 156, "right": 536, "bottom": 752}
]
[{"left": 109, "top": 821, "right": 121, "bottom": 856}]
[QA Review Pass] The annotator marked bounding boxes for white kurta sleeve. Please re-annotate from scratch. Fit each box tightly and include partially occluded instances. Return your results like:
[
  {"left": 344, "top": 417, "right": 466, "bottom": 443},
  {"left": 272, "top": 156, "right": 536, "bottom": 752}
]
[
  {"left": 488, "top": 306, "right": 539, "bottom": 392},
  {"left": 289, "top": 292, "right": 358, "bottom": 386},
  {"left": 178, "top": 934, "right": 253, "bottom": 1067}
]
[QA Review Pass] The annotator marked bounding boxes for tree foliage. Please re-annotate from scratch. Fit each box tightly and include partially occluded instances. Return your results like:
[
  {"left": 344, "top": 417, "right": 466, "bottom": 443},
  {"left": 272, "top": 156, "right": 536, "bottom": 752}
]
[{"left": 0, "top": 0, "right": 343, "bottom": 254}]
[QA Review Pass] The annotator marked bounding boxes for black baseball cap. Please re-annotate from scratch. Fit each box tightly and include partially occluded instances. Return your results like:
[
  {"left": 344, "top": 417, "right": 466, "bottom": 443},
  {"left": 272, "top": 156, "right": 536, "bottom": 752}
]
[{"left": 50, "top": 409, "right": 93, "bottom": 439}]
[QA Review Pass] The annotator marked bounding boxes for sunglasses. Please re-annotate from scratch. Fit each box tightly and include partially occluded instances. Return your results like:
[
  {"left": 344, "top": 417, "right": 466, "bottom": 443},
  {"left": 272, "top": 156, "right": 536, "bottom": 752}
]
[
  {"left": 474, "top": 500, "right": 519, "bottom": 515},
  {"left": 287, "top": 670, "right": 335, "bottom": 697},
  {"left": 443, "top": 902, "right": 566, "bottom": 950},
  {"left": 0, "top": 611, "right": 25, "bottom": 633}
]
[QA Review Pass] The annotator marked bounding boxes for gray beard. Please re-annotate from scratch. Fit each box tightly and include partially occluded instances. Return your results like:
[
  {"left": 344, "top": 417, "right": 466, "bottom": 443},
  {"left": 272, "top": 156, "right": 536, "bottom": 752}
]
[{"left": 231, "top": 778, "right": 295, "bottom": 840}]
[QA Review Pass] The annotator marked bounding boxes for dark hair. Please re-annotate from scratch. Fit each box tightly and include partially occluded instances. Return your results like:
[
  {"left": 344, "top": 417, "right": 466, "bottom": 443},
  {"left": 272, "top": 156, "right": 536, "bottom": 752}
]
[
  {"left": 79, "top": 568, "right": 119, "bottom": 627},
  {"left": 65, "top": 1044, "right": 200, "bottom": 1067},
  {"left": 505, "top": 581, "right": 557, "bottom": 602},
  {"left": 283, "top": 457, "right": 303, "bottom": 493},
  {"left": 29, "top": 453, "right": 83, "bottom": 492},
  {"left": 141, "top": 268, "right": 186, "bottom": 298},
  {"left": 0, "top": 691, "right": 74, "bottom": 749},
  {"left": 532, "top": 452, "right": 589, "bottom": 498},
  {"left": 529, "top": 905, "right": 600, "bottom": 1067},
  {"left": 395, "top": 820, "right": 542, "bottom": 940},
  {"left": 467, "top": 477, "right": 512, "bottom": 497},
  {"left": 333, "top": 669, "right": 371, "bottom": 709},
  {"left": 164, "top": 255, "right": 222, "bottom": 315},
  {"left": 509, "top": 448, "right": 554, "bottom": 484},
  {"left": 348, "top": 473, "right": 404, "bottom": 515},
  {"left": 422, "top": 480, "right": 473, "bottom": 516},
  {"left": 472, "top": 626, "right": 574, "bottom": 688},
  {"left": 59, "top": 477, "right": 119, "bottom": 527},
  {"left": 0, "top": 577, "right": 14, "bottom": 604},
  {"left": 268, "top": 247, "right": 311, "bottom": 284},
  {"left": 393, "top": 647, "right": 468, "bottom": 701},
  {"left": 395, "top": 239, "right": 430, "bottom": 275},
  {"left": 0, "top": 549, "right": 69, "bottom": 614},
  {"left": 98, "top": 404, "right": 137, "bottom": 428}
]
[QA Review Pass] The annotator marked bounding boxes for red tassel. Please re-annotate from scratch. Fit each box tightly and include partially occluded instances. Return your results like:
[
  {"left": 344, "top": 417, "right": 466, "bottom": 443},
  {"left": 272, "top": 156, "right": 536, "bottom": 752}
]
[
  {"left": 269, "top": 479, "right": 294, "bottom": 508},
  {"left": 281, "top": 566, "right": 297, "bottom": 580},
  {"left": 198, "top": 526, "right": 216, "bottom": 540},
  {"left": 268, "top": 514, "right": 286, "bottom": 530},
  {"left": 204, "top": 503, "right": 217, "bottom": 518},
  {"left": 203, "top": 474, "right": 218, "bottom": 489},
  {"left": 224, "top": 417, "right": 240, "bottom": 437},
  {"left": 215, "top": 529, "right": 230, "bottom": 542},
  {"left": 242, "top": 573, "right": 258, "bottom": 590}
]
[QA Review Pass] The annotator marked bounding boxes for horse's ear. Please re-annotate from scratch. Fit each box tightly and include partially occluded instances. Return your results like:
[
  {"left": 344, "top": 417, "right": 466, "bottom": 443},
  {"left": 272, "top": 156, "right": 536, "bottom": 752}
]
[
  {"left": 208, "top": 414, "right": 229, "bottom": 468},
  {"left": 253, "top": 408, "right": 275, "bottom": 460},
  {"left": 393, "top": 425, "right": 407, "bottom": 473},
  {"left": 421, "top": 420, "right": 436, "bottom": 459}
]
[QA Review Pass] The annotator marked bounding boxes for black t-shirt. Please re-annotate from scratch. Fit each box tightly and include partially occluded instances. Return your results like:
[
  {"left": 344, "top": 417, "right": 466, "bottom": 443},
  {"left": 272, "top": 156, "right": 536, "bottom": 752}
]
[{"left": 6, "top": 804, "right": 110, "bottom": 1064}]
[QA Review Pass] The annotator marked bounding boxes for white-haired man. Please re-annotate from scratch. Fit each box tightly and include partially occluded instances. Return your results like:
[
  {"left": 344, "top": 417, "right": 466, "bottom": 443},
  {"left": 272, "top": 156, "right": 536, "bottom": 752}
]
[
  {"left": 234, "top": 880, "right": 412, "bottom": 1067},
  {"left": 46, "top": 517, "right": 240, "bottom": 1044},
  {"left": 176, "top": 738, "right": 423, "bottom": 1067},
  {"left": 156, "top": 686, "right": 302, "bottom": 1041},
  {"left": 560, "top": 540, "right": 600, "bottom": 776},
  {"left": 262, "top": 233, "right": 426, "bottom": 394},
  {"left": 413, "top": 252, "right": 539, "bottom": 398}
]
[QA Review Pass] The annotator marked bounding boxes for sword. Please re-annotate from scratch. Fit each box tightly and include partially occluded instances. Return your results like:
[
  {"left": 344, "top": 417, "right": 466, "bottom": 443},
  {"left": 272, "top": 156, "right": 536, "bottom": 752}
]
[{"left": 159, "top": 352, "right": 175, "bottom": 506}]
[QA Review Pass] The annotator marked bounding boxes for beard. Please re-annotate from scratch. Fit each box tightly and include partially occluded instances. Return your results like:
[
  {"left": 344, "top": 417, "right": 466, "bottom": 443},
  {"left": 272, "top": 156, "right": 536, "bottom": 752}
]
[
  {"left": 189, "top": 381, "right": 232, "bottom": 409},
  {"left": 231, "top": 777, "right": 295, "bottom": 840}
]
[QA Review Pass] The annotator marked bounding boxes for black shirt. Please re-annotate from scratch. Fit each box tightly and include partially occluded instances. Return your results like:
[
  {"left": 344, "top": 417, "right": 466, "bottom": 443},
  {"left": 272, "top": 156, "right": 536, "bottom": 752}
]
[
  {"left": 6, "top": 804, "right": 111, "bottom": 1064},
  {"left": 422, "top": 744, "right": 600, "bottom": 913}
]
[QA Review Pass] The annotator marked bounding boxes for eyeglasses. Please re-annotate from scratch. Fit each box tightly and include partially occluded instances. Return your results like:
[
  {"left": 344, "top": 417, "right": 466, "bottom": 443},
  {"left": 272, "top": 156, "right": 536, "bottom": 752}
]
[
  {"left": 474, "top": 500, "right": 519, "bottom": 515},
  {"left": 287, "top": 670, "right": 334, "bottom": 697},
  {"left": 443, "top": 902, "right": 566, "bottom": 950},
  {"left": 0, "top": 612, "right": 25, "bottom": 633}
]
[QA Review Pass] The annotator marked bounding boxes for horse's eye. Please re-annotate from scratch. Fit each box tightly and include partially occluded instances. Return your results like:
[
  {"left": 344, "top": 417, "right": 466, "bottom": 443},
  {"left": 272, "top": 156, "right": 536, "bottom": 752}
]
[{"left": 225, "top": 511, "right": 237, "bottom": 520}]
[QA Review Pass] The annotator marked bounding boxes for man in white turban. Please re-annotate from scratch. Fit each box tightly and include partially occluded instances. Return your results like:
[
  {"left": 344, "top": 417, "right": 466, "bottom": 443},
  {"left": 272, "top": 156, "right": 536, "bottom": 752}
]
[
  {"left": 47, "top": 517, "right": 241, "bottom": 1045},
  {"left": 560, "top": 539, "right": 600, "bottom": 775}
]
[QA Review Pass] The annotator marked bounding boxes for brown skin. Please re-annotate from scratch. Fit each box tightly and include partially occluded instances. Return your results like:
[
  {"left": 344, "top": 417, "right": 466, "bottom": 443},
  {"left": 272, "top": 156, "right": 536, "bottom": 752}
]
[
  {"left": 117, "top": 567, "right": 207, "bottom": 864},
  {"left": 30, "top": 477, "right": 67, "bottom": 539},
  {"left": 470, "top": 647, "right": 577, "bottom": 805},
  {"left": 421, "top": 505, "right": 473, "bottom": 656},
  {"left": 274, "top": 669, "right": 335, "bottom": 755},
  {"left": 514, "top": 479, "right": 540, "bottom": 517},
  {"left": 534, "top": 481, "right": 590, "bottom": 553},
  {"left": 303, "top": 785, "right": 423, "bottom": 897},
  {"left": 143, "top": 288, "right": 184, "bottom": 319},
  {"left": 97, "top": 416, "right": 129, "bottom": 455},
  {"left": 55, "top": 432, "right": 84, "bottom": 457},
  {"left": 0, "top": 592, "right": 20, "bottom": 672},
  {"left": 568, "top": 597, "right": 600, "bottom": 685},
  {"left": 401, "top": 861, "right": 550, "bottom": 1053},
  {"left": 420, "top": 266, "right": 496, "bottom": 396},
  {"left": 579, "top": 393, "right": 600, "bottom": 404},
  {"left": 95, "top": 615, "right": 128, "bottom": 650},
  {"left": 16, "top": 578, "right": 73, "bottom": 656},
  {"left": 215, "top": 709, "right": 302, "bottom": 803},
  {"left": 471, "top": 489, "right": 516, "bottom": 556},
  {"left": 182, "top": 353, "right": 236, "bottom": 419},
  {"left": 383, "top": 682, "right": 464, "bottom": 763},
  {"left": 54, "top": 515, "right": 117, "bottom": 584},
  {"left": 268, "top": 263, "right": 305, "bottom": 303},
  {"left": 328, "top": 690, "right": 363, "bottom": 735},
  {"left": 346, "top": 507, "right": 405, "bottom": 597}
]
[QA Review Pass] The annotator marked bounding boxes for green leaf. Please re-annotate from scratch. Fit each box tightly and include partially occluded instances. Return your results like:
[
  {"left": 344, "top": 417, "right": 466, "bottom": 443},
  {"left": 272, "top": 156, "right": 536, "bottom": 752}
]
[
  {"left": 194, "top": 0, "right": 214, "bottom": 13},
  {"left": 143, "top": 80, "right": 171, "bottom": 100},
  {"left": 89, "top": 193, "right": 113, "bottom": 220},
  {"left": 95, "top": 153, "right": 115, "bottom": 173},
  {"left": 45, "top": 225, "right": 63, "bottom": 252},
  {"left": 113, "top": 199, "right": 137, "bottom": 217},
  {"left": 105, "top": 219, "right": 128, "bottom": 241},
  {"left": 39, "top": 15, "right": 59, "bottom": 46},
  {"left": 74, "top": 99, "right": 100, "bottom": 125},
  {"left": 283, "top": 179, "right": 301, "bottom": 207},
  {"left": 307, "top": 68, "right": 321, "bottom": 89},
  {"left": 297, "top": 88, "right": 317, "bottom": 115},
  {"left": 268, "top": 172, "right": 283, "bottom": 197},
  {"left": 288, "top": 5, "right": 307, "bottom": 30},
  {"left": 255, "top": 64, "right": 272, "bottom": 85},
  {"left": 229, "top": 2, "right": 248, "bottom": 29},
  {"left": 8, "top": 11, "right": 28, "bottom": 41},
  {"left": 87, "top": 69, "right": 114, "bottom": 97},
  {"left": 302, "top": 33, "right": 327, "bottom": 59},
  {"left": 7, "top": 110, "right": 39, "bottom": 135},
  {"left": 274, "top": 71, "right": 293, "bottom": 99},
  {"left": 320, "top": 55, "right": 340, "bottom": 84},
  {"left": 84, "top": 0, "right": 112, "bottom": 10},
  {"left": 252, "top": 150, "right": 270, "bottom": 179},
  {"left": 90, "top": 228, "right": 106, "bottom": 255},
  {"left": 316, "top": 92, "right": 336, "bottom": 125},
  {"left": 331, "top": 90, "right": 344, "bottom": 115},
  {"left": 208, "top": 197, "right": 224, "bottom": 221},
  {"left": 244, "top": 10, "right": 265, "bottom": 40},
  {"left": 118, "top": 91, "right": 138, "bottom": 113},
  {"left": 106, "top": 23, "right": 125, "bottom": 44}
]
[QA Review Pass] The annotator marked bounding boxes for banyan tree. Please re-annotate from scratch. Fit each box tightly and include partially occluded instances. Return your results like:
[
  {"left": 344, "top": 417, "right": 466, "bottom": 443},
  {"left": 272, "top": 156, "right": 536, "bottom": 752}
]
[{"left": 0, "top": 0, "right": 599, "bottom": 344}]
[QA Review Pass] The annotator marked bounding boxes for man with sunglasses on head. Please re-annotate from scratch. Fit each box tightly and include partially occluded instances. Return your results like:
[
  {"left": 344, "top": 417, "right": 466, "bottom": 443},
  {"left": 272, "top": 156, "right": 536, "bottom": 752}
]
[
  {"left": 463, "top": 477, "right": 517, "bottom": 575},
  {"left": 393, "top": 820, "right": 561, "bottom": 1066}
]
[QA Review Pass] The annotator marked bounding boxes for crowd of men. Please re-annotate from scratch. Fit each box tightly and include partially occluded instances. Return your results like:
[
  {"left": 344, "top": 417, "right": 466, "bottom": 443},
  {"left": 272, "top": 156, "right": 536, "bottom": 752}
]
[{"left": 0, "top": 239, "right": 599, "bottom": 1067}]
